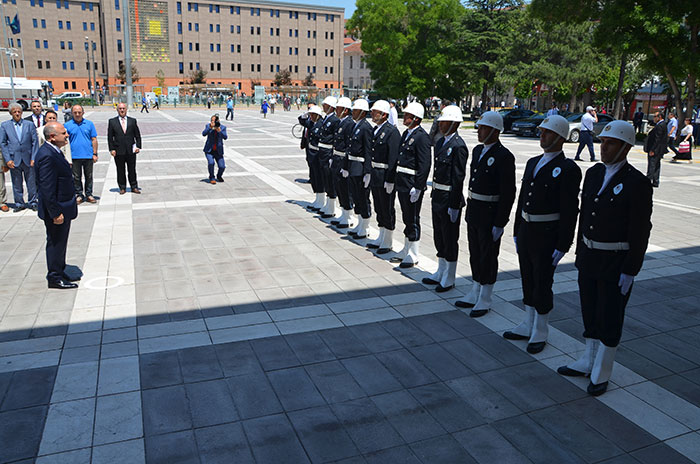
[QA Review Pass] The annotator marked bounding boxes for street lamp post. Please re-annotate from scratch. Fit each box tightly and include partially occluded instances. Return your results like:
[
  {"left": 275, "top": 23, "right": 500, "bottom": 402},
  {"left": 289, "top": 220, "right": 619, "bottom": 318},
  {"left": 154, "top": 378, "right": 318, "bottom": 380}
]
[
  {"left": 85, "top": 36, "right": 94, "bottom": 107},
  {"left": 0, "top": 1, "right": 16, "bottom": 103},
  {"left": 90, "top": 40, "right": 98, "bottom": 106}
]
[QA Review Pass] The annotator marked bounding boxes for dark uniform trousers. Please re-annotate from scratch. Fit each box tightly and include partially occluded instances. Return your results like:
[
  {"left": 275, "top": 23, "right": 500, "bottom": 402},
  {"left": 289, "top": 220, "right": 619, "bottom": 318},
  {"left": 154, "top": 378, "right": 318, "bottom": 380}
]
[
  {"left": 466, "top": 143, "right": 516, "bottom": 285},
  {"left": 575, "top": 162, "right": 653, "bottom": 347},
  {"left": 430, "top": 134, "right": 468, "bottom": 262},
  {"left": 514, "top": 153, "right": 581, "bottom": 314},
  {"left": 345, "top": 119, "right": 374, "bottom": 219},
  {"left": 318, "top": 114, "right": 340, "bottom": 199},
  {"left": 396, "top": 126, "right": 431, "bottom": 242},
  {"left": 370, "top": 123, "right": 400, "bottom": 231},
  {"left": 332, "top": 116, "right": 356, "bottom": 211},
  {"left": 45, "top": 219, "right": 72, "bottom": 282}
]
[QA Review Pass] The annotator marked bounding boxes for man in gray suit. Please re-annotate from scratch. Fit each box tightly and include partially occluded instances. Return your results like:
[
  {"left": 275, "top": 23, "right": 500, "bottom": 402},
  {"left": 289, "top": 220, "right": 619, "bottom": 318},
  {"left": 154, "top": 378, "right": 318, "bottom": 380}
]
[{"left": 0, "top": 103, "right": 39, "bottom": 212}]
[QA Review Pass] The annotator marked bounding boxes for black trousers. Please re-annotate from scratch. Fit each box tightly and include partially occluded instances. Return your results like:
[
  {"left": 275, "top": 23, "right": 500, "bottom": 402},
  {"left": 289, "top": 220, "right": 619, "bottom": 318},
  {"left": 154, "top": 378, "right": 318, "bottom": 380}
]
[
  {"left": 333, "top": 163, "right": 353, "bottom": 210},
  {"left": 45, "top": 218, "right": 71, "bottom": 283},
  {"left": 115, "top": 153, "right": 138, "bottom": 190},
  {"left": 226, "top": 108, "right": 234, "bottom": 120},
  {"left": 668, "top": 136, "right": 680, "bottom": 156},
  {"left": 398, "top": 190, "right": 423, "bottom": 241},
  {"left": 467, "top": 222, "right": 501, "bottom": 285},
  {"left": 306, "top": 152, "right": 324, "bottom": 194},
  {"left": 72, "top": 159, "right": 94, "bottom": 198},
  {"left": 350, "top": 176, "right": 371, "bottom": 218},
  {"left": 517, "top": 223, "right": 557, "bottom": 314},
  {"left": 575, "top": 130, "right": 595, "bottom": 160},
  {"left": 319, "top": 150, "right": 336, "bottom": 198},
  {"left": 432, "top": 205, "right": 461, "bottom": 261},
  {"left": 646, "top": 154, "right": 661, "bottom": 186},
  {"left": 578, "top": 272, "right": 632, "bottom": 347},
  {"left": 371, "top": 185, "right": 396, "bottom": 230}
]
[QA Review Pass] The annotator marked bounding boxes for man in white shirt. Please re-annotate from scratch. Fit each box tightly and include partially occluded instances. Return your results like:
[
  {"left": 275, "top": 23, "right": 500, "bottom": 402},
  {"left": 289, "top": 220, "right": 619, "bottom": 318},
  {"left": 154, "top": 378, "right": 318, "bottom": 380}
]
[
  {"left": 546, "top": 103, "right": 559, "bottom": 117},
  {"left": 574, "top": 106, "right": 598, "bottom": 162},
  {"left": 388, "top": 100, "right": 399, "bottom": 127}
]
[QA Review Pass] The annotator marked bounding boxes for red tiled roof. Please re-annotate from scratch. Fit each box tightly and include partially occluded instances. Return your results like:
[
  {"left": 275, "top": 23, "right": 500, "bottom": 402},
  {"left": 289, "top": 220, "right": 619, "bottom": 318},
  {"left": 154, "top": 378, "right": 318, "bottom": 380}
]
[{"left": 344, "top": 41, "right": 363, "bottom": 53}]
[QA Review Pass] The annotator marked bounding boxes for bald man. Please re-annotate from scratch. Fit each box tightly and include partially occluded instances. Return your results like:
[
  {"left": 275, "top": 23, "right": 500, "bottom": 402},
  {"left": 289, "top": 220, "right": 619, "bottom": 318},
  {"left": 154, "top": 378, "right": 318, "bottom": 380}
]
[{"left": 108, "top": 103, "right": 142, "bottom": 194}]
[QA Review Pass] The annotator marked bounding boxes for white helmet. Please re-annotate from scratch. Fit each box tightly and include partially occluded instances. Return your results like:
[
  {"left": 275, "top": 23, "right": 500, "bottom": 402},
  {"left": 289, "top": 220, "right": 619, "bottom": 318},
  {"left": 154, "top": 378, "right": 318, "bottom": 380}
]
[
  {"left": 352, "top": 99, "right": 369, "bottom": 112},
  {"left": 308, "top": 105, "right": 325, "bottom": 117},
  {"left": 322, "top": 96, "right": 337, "bottom": 108},
  {"left": 475, "top": 111, "right": 504, "bottom": 132},
  {"left": 370, "top": 99, "right": 390, "bottom": 114},
  {"left": 403, "top": 102, "right": 425, "bottom": 120},
  {"left": 437, "top": 105, "right": 463, "bottom": 122},
  {"left": 336, "top": 97, "right": 352, "bottom": 109},
  {"left": 599, "top": 120, "right": 636, "bottom": 146},
  {"left": 538, "top": 115, "right": 570, "bottom": 140}
]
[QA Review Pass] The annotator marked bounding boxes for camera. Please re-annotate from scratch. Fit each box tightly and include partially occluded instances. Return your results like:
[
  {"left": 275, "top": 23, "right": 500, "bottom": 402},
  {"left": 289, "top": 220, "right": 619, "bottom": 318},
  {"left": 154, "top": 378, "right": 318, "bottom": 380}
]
[{"left": 214, "top": 115, "right": 220, "bottom": 128}]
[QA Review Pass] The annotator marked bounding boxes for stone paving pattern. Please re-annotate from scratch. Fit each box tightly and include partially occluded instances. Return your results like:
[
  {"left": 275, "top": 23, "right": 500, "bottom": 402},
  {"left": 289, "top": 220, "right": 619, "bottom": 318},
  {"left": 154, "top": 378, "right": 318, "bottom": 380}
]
[{"left": 0, "top": 108, "right": 699, "bottom": 463}]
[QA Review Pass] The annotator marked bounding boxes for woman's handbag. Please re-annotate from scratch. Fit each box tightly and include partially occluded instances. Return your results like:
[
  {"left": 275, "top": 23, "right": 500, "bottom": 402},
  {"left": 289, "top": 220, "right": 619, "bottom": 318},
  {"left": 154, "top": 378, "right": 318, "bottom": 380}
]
[{"left": 679, "top": 141, "right": 691, "bottom": 153}]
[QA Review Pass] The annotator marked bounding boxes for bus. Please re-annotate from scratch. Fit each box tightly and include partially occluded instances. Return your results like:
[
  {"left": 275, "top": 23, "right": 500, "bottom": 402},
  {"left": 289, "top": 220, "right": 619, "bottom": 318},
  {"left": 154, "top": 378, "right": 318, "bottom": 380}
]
[{"left": 0, "top": 78, "right": 50, "bottom": 111}]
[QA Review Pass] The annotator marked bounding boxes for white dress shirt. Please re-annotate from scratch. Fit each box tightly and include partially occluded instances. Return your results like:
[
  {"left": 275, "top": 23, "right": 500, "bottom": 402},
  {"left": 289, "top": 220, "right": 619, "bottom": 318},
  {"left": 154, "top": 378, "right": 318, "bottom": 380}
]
[
  {"left": 598, "top": 160, "right": 626, "bottom": 194},
  {"left": 533, "top": 151, "right": 561, "bottom": 176}
]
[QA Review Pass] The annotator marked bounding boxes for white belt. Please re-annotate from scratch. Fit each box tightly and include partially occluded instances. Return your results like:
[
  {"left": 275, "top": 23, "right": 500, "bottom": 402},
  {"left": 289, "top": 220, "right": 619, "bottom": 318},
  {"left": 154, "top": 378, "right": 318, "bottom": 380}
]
[
  {"left": 318, "top": 142, "right": 333, "bottom": 149},
  {"left": 468, "top": 191, "right": 500, "bottom": 202},
  {"left": 397, "top": 166, "right": 416, "bottom": 175},
  {"left": 432, "top": 182, "right": 452, "bottom": 192},
  {"left": 521, "top": 211, "right": 561, "bottom": 222},
  {"left": 583, "top": 236, "right": 630, "bottom": 251},
  {"left": 309, "top": 145, "right": 319, "bottom": 151},
  {"left": 333, "top": 150, "right": 346, "bottom": 157},
  {"left": 348, "top": 155, "right": 364, "bottom": 163},
  {"left": 372, "top": 162, "right": 389, "bottom": 169}
]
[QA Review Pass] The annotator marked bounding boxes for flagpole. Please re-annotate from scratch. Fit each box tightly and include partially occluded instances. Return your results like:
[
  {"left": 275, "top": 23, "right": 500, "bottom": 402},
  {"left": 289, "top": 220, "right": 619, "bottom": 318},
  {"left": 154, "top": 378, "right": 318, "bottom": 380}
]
[
  {"left": 0, "top": 1, "right": 16, "bottom": 102},
  {"left": 14, "top": 6, "right": 26, "bottom": 79}
]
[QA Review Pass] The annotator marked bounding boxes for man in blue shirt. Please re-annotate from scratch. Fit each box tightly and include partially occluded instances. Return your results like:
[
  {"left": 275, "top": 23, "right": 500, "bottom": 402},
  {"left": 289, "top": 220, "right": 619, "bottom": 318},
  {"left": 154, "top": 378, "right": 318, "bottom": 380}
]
[
  {"left": 225, "top": 96, "right": 234, "bottom": 120},
  {"left": 667, "top": 111, "right": 679, "bottom": 156},
  {"left": 64, "top": 105, "right": 98, "bottom": 204},
  {"left": 574, "top": 106, "right": 598, "bottom": 162}
]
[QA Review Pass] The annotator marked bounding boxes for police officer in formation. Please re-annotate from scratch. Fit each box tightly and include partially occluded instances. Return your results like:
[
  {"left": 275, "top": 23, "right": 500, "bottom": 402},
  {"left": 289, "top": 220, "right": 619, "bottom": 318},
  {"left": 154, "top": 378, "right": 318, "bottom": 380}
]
[
  {"left": 366, "top": 100, "right": 401, "bottom": 254},
  {"left": 503, "top": 115, "right": 582, "bottom": 354},
  {"left": 317, "top": 96, "right": 340, "bottom": 218},
  {"left": 455, "top": 111, "right": 516, "bottom": 317},
  {"left": 421, "top": 106, "right": 468, "bottom": 292},
  {"left": 298, "top": 105, "right": 326, "bottom": 211},
  {"left": 391, "top": 102, "right": 431, "bottom": 268},
  {"left": 343, "top": 99, "right": 373, "bottom": 239},
  {"left": 330, "top": 97, "right": 356, "bottom": 229},
  {"left": 558, "top": 120, "right": 652, "bottom": 396}
]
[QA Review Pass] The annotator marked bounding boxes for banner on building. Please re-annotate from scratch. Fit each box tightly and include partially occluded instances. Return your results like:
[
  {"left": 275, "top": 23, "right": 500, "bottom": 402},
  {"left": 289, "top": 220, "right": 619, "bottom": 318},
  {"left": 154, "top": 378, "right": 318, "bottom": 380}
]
[{"left": 130, "top": 0, "right": 170, "bottom": 62}]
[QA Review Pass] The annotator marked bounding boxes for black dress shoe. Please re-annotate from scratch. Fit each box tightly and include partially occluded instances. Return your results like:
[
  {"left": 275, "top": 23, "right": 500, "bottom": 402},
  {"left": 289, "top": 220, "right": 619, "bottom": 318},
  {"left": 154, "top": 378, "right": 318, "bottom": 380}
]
[
  {"left": 216, "top": 177, "right": 224, "bottom": 182},
  {"left": 455, "top": 300, "right": 475, "bottom": 309},
  {"left": 503, "top": 331, "right": 529, "bottom": 341},
  {"left": 557, "top": 366, "right": 588, "bottom": 377},
  {"left": 48, "top": 279, "right": 78, "bottom": 289},
  {"left": 376, "top": 248, "right": 391, "bottom": 255},
  {"left": 574, "top": 157, "right": 581, "bottom": 161},
  {"left": 62, "top": 274, "right": 81, "bottom": 282},
  {"left": 12, "top": 206, "right": 26, "bottom": 213},
  {"left": 469, "top": 309, "right": 489, "bottom": 318},
  {"left": 527, "top": 341, "right": 546, "bottom": 354},
  {"left": 590, "top": 158, "right": 597, "bottom": 162},
  {"left": 331, "top": 219, "right": 340, "bottom": 225},
  {"left": 307, "top": 206, "right": 320, "bottom": 211},
  {"left": 321, "top": 213, "right": 334, "bottom": 218},
  {"left": 354, "top": 233, "right": 367, "bottom": 239},
  {"left": 399, "top": 262, "right": 415, "bottom": 269},
  {"left": 422, "top": 277, "right": 439, "bottom": 285},
  {"left": 435, "top": 284, "right": 454, "bottom": 293},
  {"left": 336, "top": 223, "right": 349, "bottom": 229},
  {"left": 390, "top": 256, "right": 403, "bottom": 263},
  {"left": 587, "top": 381, "right": 608, "bottom": 396},
  {"left": 366, "top": 242, "right": 380, "bottom": 249}
]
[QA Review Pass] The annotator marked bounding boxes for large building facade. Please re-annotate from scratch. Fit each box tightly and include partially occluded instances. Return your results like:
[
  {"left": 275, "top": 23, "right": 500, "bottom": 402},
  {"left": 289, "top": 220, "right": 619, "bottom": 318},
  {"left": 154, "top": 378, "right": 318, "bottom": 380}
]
[{"left": 6, "top": 0, "right": 344, "bottom": 95}]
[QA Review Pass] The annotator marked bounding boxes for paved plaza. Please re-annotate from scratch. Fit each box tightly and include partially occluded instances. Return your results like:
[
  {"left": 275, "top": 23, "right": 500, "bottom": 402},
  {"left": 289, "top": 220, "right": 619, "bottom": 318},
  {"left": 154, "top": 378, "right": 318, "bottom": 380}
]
[{"left": 1, "top": 107, "right": 700, "bottom": 463}]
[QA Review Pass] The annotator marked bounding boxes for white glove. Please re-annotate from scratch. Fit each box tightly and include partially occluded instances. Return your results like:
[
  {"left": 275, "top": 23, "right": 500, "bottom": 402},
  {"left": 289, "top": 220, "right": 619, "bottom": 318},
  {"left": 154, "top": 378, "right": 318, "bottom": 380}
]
[
  {"left": 552, "top": 249, "right": 565, "bottom": 267},
  {"left": 514, "top": 237, "right": 518, "bottom": 253},
  {"left": 328, "top": 159, "right": 333, "bottom": 167},
  {"left": 447, "top": 207, "right": 459, "bottom": 223},
  {"left": 491, "top": 226, "right": 504, "bottom": 242},
  {"left": 384, "top": 182, "right": 394, "bottom": 194},
  {"left": 340, "top": 169, "right": 349, "bottom": 178},
  {"left": 409, "top": 187, "right": 420, "bottom": 203},
  {"left": 363, "top": 173, "right": 371, "bottom": 188},
  {"left": 618, "top": 273, "right": 634, "bottom": 296}
]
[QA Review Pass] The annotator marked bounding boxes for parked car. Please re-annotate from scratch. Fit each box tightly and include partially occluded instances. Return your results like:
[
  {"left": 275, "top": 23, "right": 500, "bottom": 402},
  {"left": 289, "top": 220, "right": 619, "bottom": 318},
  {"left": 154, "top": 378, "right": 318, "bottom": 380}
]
[
  {"left": 498, "top": 108, "right": 536, "bottom": 132},
  {"left": 565, "top": 113, "right": 616, "bottom": 143},
  {"left": 511, "top": 114, "right": 547, "bottom": 137}
]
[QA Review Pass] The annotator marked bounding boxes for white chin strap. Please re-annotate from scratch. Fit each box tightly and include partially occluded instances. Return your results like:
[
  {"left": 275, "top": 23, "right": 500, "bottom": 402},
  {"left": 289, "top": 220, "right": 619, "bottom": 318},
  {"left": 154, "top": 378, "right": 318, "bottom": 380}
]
[
  {"left": 541, "top": 134, "right": 564, "bottom": 152},
  {"left": 603, "top": 143, "right": 629, "bottom": 165}
]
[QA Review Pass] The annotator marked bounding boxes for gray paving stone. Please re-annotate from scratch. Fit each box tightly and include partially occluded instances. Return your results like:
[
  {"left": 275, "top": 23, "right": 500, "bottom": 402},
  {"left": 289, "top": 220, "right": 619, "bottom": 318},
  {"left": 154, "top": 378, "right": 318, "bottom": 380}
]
[
  {"left": 98, "top": 355, "right": 140, "bottom": 395},
  {"left": 178, "top": 345, "right": 224, "bottom": 383},
  {"left": 214, "top": 341, "right": 263, "bottom": 377},
  {"left": 288, "top": 406, "right": 360, "bottom": 463},
  {"left": 453, "top": 424, "right": 532, "bottom": 464},
  {"left": 226, "top": 371, "right": 283, "bottom": 419},
  {"left": 436, "top": 310, "right": 493, "bottom": 337},
  {"left": 409, "top": 313, "right": 465, "bottom": 342},
  {"left": 318, "top": 327, "right": 372, "bottom": 359},
  {"left": 267, "top": 366, "right": 325, "bottom": 411},
  {"left": 139, "top": 351, "right": 182, "bottom": 389},
  {"left": 142, "top": 385, "right": 192, "bottom": 436},
  {"left": 1, "top": 366, "right": 56, "bottom": 411},
  {"left": 375, "top": 349, "right": 439, "bottom": 389},
  {"left": 93, "top": 391, "right": 143, "bottom": 445},
  {"left": 409, "top": 383, "right": 486, "bottom": 433},
  {"left": 478, "top": 366, "right": 559, "bottom": 413},
  {"left": 409, "top": 434, "right": 477, "bottom": 464},
  {"left": 0, "top": 406, "right": 48, "bottom": 463},
  {"left": 194, "top": 422, "right": 255, "bottom": 464},
  {"left": 363, "top": 445, "right": 422, "bottom": 464},
  {"left": 631, "top": 442, "right": 697, "bottom": 464},
  {"left": 284, "top": 332, "right": 336, "bottom": 364},
  {"left": 243, "top": 414, "right": 311, "bottom": 464},
  {"left": 408, "top": 343, "right": 473, "bottom": 381},
  {"left": 185, "top": 379, "right": 239, "bottom": 428},
  {"left": 371, "top": 390, "right": 446, "bottom": 443},
  {"left": 656, "top": 374, "right": 700, "bottom": 407},
  {"left": 35, "top": 448, "right": 91, "bottom": 464},
  {"left": 342, "top": 355, "right": 403, "bottom": 396},
  {"left": 92, "top": 439, "right": 145, "bottom": 464},
  {"left": 145, "top": 429, "right": 200, "bottom": 464},
  {"left": 305, "top": 360, "right": 366, "bottom": 404},
  {"left": 380, "top": 318, "right": 435, "bottom": 348},
  {"left": 347, "top": 323, "right": 403, "bottom": 353},
  {"left": 446, "top": 375, "right": 522, "bottom": 422},
  {"left": 249, "top": 336, "right": 300, "bottom": 371},
  {"left": 39, "top": 397, "right": 95, "bottom": 455},
  {"left": 331, "top": 397, "right": 404, "bottom": 454}
]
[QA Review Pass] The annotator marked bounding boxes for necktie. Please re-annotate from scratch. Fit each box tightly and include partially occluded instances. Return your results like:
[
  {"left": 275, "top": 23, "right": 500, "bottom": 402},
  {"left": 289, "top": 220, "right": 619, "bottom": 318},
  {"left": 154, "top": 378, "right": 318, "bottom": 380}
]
[
  {"left": 35, "top": 116, "right": 40, "bottom": 128},
  {"left": 120, "top": 118, "right": 127, "bottom": 133}
]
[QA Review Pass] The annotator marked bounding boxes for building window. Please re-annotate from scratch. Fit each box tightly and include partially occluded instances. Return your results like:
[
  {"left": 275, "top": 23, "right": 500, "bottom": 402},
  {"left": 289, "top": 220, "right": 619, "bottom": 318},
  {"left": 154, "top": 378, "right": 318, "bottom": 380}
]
[
  {"left": 115, "top": 0, "right": 119, "bottom": 9},
  {"left": 195, "top": 43, "right": 199, "bottom": 51},
  {"left": 189, "top": 43, "right": 193, "bottom": 51},
  {"left": 250, "top": 26, "right": 253, "bottom": 35},
  {"left": 231, "top": 44, "right": 234, "bottom": 52},
  {"left": 216, "top": 44, "right": 220, "bottom": 52},
  {"left": 66, "top": 21, "right": 71, "bottom": 30},
  {"left": 68, "top": 41, "right": 73, "bottom": 50},
  {"left": 216, "top": 24, "right": 220, "bottom": 32},
  {"left": 257, "top": 27, "right": 260, "bottom": 35},
  {"left": 82, "top": 22, "right": 87, "bottom": 30},
  {"left": 188, "top": 23, "right": 192, "bottom": 31},
  {"left": 210, "top": 63, "right": 214, "bottom": 71},
  {"left": 58, "top": 20, "right": 63, "bottom": 29},
  {"left": 209, "top": 24, "right": 213, "bottom": 32},
  {"left": 64, "top": 81, "right": 69, "bottom": 89},
  {"left": 237, "top": 25, "right": 240, "bottom": 33},
  {"left": 35, "top": 39, "right": 40, "bottom": 48},
  {"left": 295, "top": 29, "right": 298, "bottom": 37},
  {"left": 60, "top": 40, "right": 65, "bottom": 49},
  {"left": 209, "top": 44, "right": 213, "bottom": 52},
  {"left": 176, "top": 1, "right": 181, "bottom": 13},
  {"left": 237, "top": 44, "right": 240, "bottom": 52},
  {"left": 270, "top": 64, "right": 273, "bottom": 72},
  {"left": 330, "top": 67, "right": 334, "bottom": 74},
  {"left": 63, "top": 0, "right": 68, "bottom": 8},
  {"left": 295, "top": 65, "right": 298, "bottom": 72},
  {"left": 115, "top": 18, "right": 121, "bottom": 31},
  {"left": 195, "top": 23, "right": 199, "bottom": 31},
  {"left": 43, "top": 40, "right": 48, "bottom": 48},
  {"left": 250, "top": 45, "right": 254, "bottom": 53},
  {"left": 117, "top": 39, "right": 122, "bottom": 52},
  {"left": 37, "top": 60, "right": 42, "bottom": 69},
  {"left": 90, "top": 22, "right": 95, "bottom": 31},
  {"left": 62, "top": 61, "right": 66, "bottom": 70},
  {"left": 295, "top": 47, "right": 298, "bottom": 55},
  {"left": 71, "top": 81, "right": 76, "bottom": 89},
  {"left": 178, "top": 42, "right": 183, "bottom": 54},
  {"left": 177, "top": 22, "right": 182, "bottom": 34},
  {"left": 217, "top": 63, "right": 221, "bottom": 71},
  {"left": 179, "top": 62, "right": 184, "bottom": 73}
]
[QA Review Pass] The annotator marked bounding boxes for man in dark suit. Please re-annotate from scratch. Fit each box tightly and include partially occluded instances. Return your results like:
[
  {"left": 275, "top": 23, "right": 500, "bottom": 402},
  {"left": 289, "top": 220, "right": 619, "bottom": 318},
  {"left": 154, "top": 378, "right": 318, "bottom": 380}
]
[
  {"left": 632, "top": 107, "right": 644, "bottom": 134},
  {"left": 0, "top": 103, "right": 39, "bottom": 212},
  {"left": 643, "top": 112, "right": 667, "bottom": 188},
  {"left": 35, "top": 122, "right": 79, "bottom": 289},
  {"left": 107, "top": 103, "right": 142, "bottom": 194},
  {"left": 25, "top": 101, "right": 46, "bottom": 129}
]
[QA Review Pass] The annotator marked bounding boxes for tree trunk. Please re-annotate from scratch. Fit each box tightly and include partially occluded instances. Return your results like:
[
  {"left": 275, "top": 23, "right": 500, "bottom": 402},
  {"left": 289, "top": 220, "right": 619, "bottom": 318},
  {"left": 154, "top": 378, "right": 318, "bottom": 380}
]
[
  {"left": 613, "top": 53, "right": 627, "bottom": 120},
  {"left": 684, "top": 24, "right": 698, "bottom": 121},
  {"left": 648, "top": 44, "right": 683, "bottom": 118},
  {"left": 481, "top": 82, "right": 488, "bottom": 111},
  {"left": 569, "top": 82, "right": 578, "bottom": 112}
]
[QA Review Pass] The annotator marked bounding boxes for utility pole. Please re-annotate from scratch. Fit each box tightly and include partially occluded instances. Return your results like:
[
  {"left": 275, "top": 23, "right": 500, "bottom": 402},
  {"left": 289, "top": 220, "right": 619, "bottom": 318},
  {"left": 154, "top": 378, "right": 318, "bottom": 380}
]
[
  {"left": 122, "top": 0, "right": 133, "bottom": 106},
  {"left": 85, "top": 37, "right": 94, "bottom": 107},
  {"left": 0, "top": 1, "right": 16, "bottom": 102},
  {"left": 90, "top": 40, "right": 97, "bottom": 105}
]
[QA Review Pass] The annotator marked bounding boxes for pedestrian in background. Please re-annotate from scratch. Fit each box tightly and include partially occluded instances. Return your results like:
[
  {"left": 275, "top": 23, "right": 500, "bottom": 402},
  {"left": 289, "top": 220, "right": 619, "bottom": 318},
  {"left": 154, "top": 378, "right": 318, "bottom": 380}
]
[
  {"left": 62, "top": 101, "right": 73, "bottom": 123},
  {"left": 667, "top": 112, "right": 679, "bottom": 157},
  {"left": 574, "top": 106, "right": 598, "bottom": 162},
  {"left": 0, "top": 103, "right": 39, "bottom": 212},
  {"left": 140, "top": 95, "right": 149, "bottom": 113},
  {"left": 261, "top": 100, "right": 269, "bottom": 118},
  {"left": 38, "top": 110, "right": 72, "bottom": 165},
  {"left": 202, "top": 114, "right": 228, "bottom": 184},
  {"left": 546, "top": 102, "right": 558, "bottom": 117},
  {"left": 643, "top": 112, "right": 667, "bottom": 188},
  {"left": 225, "top": 96, "right": 234, "bottom": 120},
  {"left": 633, "top": 107, "right": 644, "bottom": 134},
  {"left": 672, "top": 117, "right": 693, "bottom": 163},
  {"left": 65, "top": 105, "right": 98, "bottom": 204}
]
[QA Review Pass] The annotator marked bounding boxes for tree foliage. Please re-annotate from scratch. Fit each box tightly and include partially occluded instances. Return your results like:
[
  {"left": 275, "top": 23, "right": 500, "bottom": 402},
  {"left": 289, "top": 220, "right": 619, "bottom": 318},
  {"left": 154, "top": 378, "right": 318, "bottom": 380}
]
[
  {"left": 187, "top": 69, "right": 207, "bottom": 84},
  {"left": 274, "top": 69, "right": 293, "bottom": 86},
  {"left": 155, "top": 69, "right": 166, "bottom": 88},
  {"left": 302, "top": 73, "right": 315, "bottom": 87},
  {"left": 117, "top": 63, "right": 140, "bottom": 84}
]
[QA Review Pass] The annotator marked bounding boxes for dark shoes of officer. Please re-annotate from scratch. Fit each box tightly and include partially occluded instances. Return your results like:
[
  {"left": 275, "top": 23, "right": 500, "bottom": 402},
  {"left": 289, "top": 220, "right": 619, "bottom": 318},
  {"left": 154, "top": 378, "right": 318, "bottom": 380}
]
[
  {"left": 422, "top": 276, "right": 439, "bottom": 285},
  {"left": 399, "top": 262, "right": 415, "bottom": 268},
  {"left": 556, "top": 366, "right": 588, "bottom": 377},
  {"left": 366, "top": 242, "right": 380, "bottom": 249},
  {"left": 469, "top": 309, "right": 489, "bottom": 318},
  {"left": 503, "top": 331, "right": 529, "bottom": 341},
  {"left": 587, "top": 381, "right": 608, "bottom": 396},
  {"left": 49, "top": 279, "right": 78, "bottom": 289},
  {"left": 376, "top": 247, "right": 391, "bottom": 255},
  {"left": 527, "top": 342, "right": 546, "bottom": 354},
  {"left": 435, "top": 284, "right": 454, "bottom": 293},
  {"left": 307, "top": 205, "right": 320, "bottom": 211},
  {"left": 454, "top": 300, "right": 475, "bottom": 309}
]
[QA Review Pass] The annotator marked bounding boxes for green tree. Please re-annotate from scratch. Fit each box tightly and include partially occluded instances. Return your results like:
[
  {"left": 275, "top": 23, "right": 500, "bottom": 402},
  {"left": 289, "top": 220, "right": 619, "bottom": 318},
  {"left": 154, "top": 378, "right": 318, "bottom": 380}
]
[
  {"left": 155, "top": 69, "right": 166, "bottom": 88},
  {"left": 274, "top": 69, "right": 292, "bottom": 86},
  {"left": 302, "top": 73, "right": 315, "bottom": 87},
  {"left": 117, "top": 63, "right": 140, "bottom": 84},
  {"left": 188, "top": 69, "right": 207, "bottom": 84}
]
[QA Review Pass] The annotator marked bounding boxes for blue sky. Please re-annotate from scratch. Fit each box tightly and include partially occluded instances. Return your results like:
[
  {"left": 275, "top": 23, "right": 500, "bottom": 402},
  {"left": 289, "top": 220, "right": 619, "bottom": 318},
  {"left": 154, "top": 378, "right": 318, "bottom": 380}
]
[{"left": 291, "top": 0, "right": 356, "bottom": 18}]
